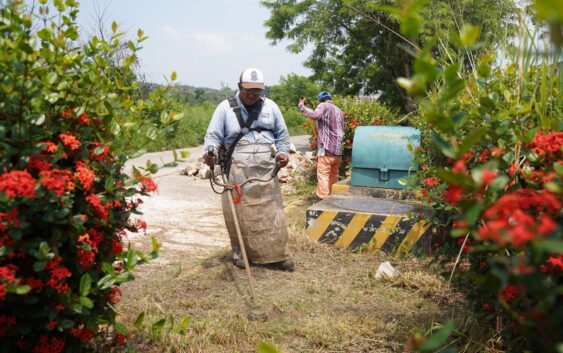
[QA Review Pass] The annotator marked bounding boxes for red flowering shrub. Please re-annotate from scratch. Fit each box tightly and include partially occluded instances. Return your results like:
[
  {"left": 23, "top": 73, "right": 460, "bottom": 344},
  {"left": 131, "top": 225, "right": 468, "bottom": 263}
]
[
  {"left": 0, "top": 2, "right": 179, "bottom": 352},
  {"left": 395, "top": 6, "right": 563, "bottom": 350}
]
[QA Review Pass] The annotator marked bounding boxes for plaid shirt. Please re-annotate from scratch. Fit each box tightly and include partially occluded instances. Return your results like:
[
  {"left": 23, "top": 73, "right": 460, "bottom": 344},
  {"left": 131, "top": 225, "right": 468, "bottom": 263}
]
[{"left": 299, "top": 101, "right": 345, "bottom": 155}]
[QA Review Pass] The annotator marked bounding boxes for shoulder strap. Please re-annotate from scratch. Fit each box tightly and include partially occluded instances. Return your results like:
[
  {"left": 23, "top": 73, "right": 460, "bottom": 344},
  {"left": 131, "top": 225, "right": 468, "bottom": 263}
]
[{"left": 228, "top": 96, "right": 245, "bottom": 129}]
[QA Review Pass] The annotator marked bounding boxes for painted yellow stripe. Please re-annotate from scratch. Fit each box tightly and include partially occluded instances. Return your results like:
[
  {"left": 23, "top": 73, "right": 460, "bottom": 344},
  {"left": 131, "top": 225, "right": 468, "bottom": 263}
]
[
  {"left": 395, "top": 220, "right": 431, "bottom": 255},
  {"left": 369, "top": 215, "right": 402, "bottom": 250},
  {"left": 332, "top": 184, "right": 350, "bottom": 194},
  {"left": 306, "top": 211, "right": 338, "bottom": 241},
  {"left": 334, "top": 213, "right": 371, "bottom": 248}
]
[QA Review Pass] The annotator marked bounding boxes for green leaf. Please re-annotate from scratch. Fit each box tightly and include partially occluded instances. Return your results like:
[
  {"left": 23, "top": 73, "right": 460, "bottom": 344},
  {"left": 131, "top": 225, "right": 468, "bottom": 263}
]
[
  {"left": 180, "top": 150, "right": 191, "bottom": 159},
  {"left": 79, "top": 296, "right": 94, "bottom": 309},
  {"left": 16, "top": 285, "right": 31, "bottom": 295},
  {"left": 97, "top": 275, "right": 115, "bottom": 290},
  {"left": 460, "top": 24, "right": 481, "bottom": 47},
  {"left": 114, "top": 322, "right": 129, "bottom": 335},
  {"left": 419, "top": 321, "right": 455, "bottom": 352},
  {"left": 431, "top": 132, "right": 456, "bottom": 158},
  {"left": 151, "top": 236, "right": 160, "bottom": 253},
  {"left": 134, "top": 312, "right": 145, "bottom": 329},
  {"left": 79, "top": 273, "right": 92, "bottom": 296},
  {"left": 534, "top": 240, "right": 563, "bottom": 254},
  {"left": 171, "top": 71, "right": 177, "bottom": 81},
  {"left": 172, "top": 112, "right": 184, "bottom": 121},
  {"left": 33, "top": 261, "right": 46, "bottom": 272},
  {"left": 102, "top": 262, "right": 117, "bottom": 277},
  {"left": 257, "top": 342, "right": 282, "bottom": 353},
  {"left": 458, "top": 128, "right": 487, "bottom": 156},
  {"left": 151, "top": 319, "right": 166, "bottom": 336},
  {"left": 112, "top": 21, "right": 118, "bottom": 33}
]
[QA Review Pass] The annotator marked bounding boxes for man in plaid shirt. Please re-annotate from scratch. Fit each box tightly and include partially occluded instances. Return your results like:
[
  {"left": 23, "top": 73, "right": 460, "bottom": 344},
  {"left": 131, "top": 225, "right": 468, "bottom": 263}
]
[{"left": 298, "top": 91, "right": 345, "bottom": 199}]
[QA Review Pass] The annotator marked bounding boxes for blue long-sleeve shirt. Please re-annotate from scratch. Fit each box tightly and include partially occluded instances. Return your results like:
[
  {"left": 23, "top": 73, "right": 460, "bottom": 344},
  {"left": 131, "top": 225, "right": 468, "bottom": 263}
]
[{"left": 204, "top": 92, "right": 290, "bottom": 156}]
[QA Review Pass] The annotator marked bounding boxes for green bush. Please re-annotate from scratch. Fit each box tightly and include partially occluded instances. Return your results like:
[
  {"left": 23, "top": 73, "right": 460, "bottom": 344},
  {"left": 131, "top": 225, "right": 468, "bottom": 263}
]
[
  {"left": 395, "top": 4, "right": 563, "bottom": 351},
  {"left": 0, "top": 1, "right": 177, "bottom": 351}
]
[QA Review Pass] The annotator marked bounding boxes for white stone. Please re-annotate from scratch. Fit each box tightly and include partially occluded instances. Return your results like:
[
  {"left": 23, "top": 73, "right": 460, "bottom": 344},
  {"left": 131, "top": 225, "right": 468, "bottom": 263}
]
[
  {"left": 289, "top": 143, "right": 297, "bottom": 153},
  {"left": 374, "top": 261, "right": 400, "bottom": 280}
]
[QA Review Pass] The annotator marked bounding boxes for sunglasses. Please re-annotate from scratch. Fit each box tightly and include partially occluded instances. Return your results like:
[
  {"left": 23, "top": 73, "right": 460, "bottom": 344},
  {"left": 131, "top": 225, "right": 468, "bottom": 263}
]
[{"left": 242, "top": 88, "right": 264, "bottom": 95}]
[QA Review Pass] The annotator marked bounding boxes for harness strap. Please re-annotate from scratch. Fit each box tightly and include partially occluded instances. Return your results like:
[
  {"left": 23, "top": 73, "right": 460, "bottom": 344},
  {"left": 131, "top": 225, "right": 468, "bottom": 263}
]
[{"left": 222, "top": 95, "right": 268, "bottom": 177}]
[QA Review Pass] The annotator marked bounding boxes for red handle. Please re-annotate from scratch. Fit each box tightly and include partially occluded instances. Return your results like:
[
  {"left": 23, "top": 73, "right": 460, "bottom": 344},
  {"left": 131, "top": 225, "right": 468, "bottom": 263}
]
[{"left": 232, "top": 183, "right": 242, "bottom": 205}]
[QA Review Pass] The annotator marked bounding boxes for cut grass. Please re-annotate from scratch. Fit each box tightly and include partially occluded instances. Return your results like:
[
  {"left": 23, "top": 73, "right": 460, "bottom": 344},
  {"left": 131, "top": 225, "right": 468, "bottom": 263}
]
[{"left": 114, "top": 183, "right": 465, "bottom": 353}]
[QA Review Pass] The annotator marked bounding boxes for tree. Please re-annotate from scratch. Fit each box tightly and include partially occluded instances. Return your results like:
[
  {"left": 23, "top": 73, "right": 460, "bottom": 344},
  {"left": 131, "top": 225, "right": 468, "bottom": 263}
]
[
  {"left": 268, "top": 73, "right": 321, "bottom": 108},
  {"left": 261, "top": 0, "right": 516, "bottom": 112}
]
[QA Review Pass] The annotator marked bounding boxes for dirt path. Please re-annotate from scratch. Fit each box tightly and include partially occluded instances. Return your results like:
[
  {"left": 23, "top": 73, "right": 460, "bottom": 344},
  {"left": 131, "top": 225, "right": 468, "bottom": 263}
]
[{"left": 123, "top": 135, "right": 311, "bottom": 264}]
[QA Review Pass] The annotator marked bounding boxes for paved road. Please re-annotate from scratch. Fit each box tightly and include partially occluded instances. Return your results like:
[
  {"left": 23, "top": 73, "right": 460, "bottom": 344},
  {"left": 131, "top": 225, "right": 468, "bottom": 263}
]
[{"left": 124, "top": 135, "right": 310, "bottom": 264}]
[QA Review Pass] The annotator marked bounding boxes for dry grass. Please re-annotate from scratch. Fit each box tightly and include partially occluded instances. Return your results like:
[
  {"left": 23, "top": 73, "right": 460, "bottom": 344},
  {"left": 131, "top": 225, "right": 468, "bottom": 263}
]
[{"left": 115, "top": 185, "right": 465, "bottom": 353}]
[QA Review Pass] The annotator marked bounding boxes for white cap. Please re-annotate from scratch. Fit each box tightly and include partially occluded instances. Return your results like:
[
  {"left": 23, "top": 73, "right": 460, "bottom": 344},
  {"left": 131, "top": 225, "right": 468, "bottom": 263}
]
[{"left": 239, "top": 68, "right": 265, "bottom": 89}]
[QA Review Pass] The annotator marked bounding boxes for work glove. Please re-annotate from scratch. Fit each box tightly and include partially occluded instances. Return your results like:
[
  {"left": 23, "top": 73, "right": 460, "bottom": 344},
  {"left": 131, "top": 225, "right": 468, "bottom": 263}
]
[
  {"left": 203, "top": 149, "right": 216, "bottom": 167},
  {"left": 276, "top": 153, "right": 289, "bottom": 168}
]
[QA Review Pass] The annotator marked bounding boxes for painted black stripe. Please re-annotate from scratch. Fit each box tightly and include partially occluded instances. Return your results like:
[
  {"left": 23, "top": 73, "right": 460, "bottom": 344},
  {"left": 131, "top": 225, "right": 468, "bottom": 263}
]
[
  {"left": 412, "top": 225, "right": 433, "bottom": 252},
  {"left": 348, "top": 214, "right": 387, "bottom": 249},
  {"left": 317, "top": 212, "right": 355, "bottom": 245},
  {"left": 379, "top": 218, "right": 415, "bottom": 253},
  {"left": 305, "top": 209, "right": 322, "bottom": 228}
]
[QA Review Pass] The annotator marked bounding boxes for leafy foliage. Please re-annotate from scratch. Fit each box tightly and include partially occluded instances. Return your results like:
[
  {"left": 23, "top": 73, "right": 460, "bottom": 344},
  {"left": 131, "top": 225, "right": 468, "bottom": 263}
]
[
  {"left": 261, "top": 0, "right": 516, "bottom": 111},
  {"left": 0, "top": 1, "right": 179, "bottom": 351},
  {"left": 390, "top": 1, "right": 563, "bottom": 351}
]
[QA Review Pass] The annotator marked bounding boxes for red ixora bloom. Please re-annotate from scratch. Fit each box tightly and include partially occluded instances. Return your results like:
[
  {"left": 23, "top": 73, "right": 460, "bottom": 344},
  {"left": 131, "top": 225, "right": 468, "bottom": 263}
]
[
  {"left": 478, "top": 189, "right": 561, "bottom": 248},
  {"left": 541, "top": 255, "right": 563, "bottom": 274},
  {"left": 527, "top": 131, "right": 563, "bottom": 162},
  {"left": 40, "top": 169, "right": 74, "bottom": 197},
  {"left": 74, "top": 164, "right": 96, "bottom": 191},
  {"left": 115, "top": 333, "right": 127, "bottom": 346},
  {"left": 59, "top": 133, "right": 81, "bottom": 151},
  {"left": 0, "top": 170, "right": 36, "bottom": 199},
  {"left": 88, "top": 142, "right": 110, "bottom": 161},
  {"left": 32, "top": 335, "right": 66, "bottom": 353},
  {"left": 500, "top": 284, "right": 523, "bottom": 302},
  {"left": 443, "top": 184, "right": 463, "bottom": 206},
  {"left": 480, "top": 169, "right": 497, "bottom": 185},
  {"left": 76, "top": 112, "right": 90, "bottom": 125},
  {"left": 42, "top": 141, "right": 58, "bottom": 154},
  {"left": 108, "top": 286, "right": 122, "bottom": 304},
  {"left": 69, "top": 326, "right": 94, "bottom": 342},
  {"left": 85, "top": 194, "right": 109, "bottom": 221},
  {"left": 421, "top": 177, "right": 440, "bottom": 187}
]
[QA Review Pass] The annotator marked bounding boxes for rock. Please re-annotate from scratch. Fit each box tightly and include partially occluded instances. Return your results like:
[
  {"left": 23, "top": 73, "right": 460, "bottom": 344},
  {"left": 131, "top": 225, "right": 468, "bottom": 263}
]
[
  {"left": 181, "top": 163, "right": 198, "bottom": 176},
  {"left": 374, "top": 261, "right": 400, "bottom": 280},
  {"left": 289, "top": 143, "right": 297, "bottom": 153},
  {"left": 198, "top": 164, "right": 211, "bottom": 179},
  {"left": 293, "top": 152, "right": 304, "bottom": 162},
  {"left": 278, "top": 167, "right": 290, "bottom": 182}
]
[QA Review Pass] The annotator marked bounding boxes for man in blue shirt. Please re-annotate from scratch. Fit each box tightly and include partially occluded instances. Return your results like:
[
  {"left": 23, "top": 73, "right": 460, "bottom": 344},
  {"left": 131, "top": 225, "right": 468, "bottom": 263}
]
[{"left": 203, "top": 68, "right": 294, "bottom": 272}]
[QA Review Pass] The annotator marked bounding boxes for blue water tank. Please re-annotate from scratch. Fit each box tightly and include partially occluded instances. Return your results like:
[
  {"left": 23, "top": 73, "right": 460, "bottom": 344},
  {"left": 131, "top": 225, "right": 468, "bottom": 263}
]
[{"left": 351, "top": 126, "right": 420, "bottom": 189}]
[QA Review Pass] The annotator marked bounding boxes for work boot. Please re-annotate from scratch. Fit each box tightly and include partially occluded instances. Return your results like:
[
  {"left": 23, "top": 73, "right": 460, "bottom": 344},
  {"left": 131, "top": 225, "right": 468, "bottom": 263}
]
[
  {"left": 274, "top": 259, "right": 295, "bottom": 272},
  {"left": 232, "top": 257, "right": 245, "bottom": 269}
]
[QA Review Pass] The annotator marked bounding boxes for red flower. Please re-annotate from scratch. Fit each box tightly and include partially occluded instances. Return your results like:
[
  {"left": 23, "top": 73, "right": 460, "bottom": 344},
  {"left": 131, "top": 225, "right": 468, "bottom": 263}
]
[
  {"left": 421, "top": 177, "right": 439, "bottom": 187},
  {"left": 69, "top": 326, "right": 94, "bottom": 342},
  {"left": 527, "top": 131, "right": 563, "bottom": 162},
  {"left": 115, "top": 333, "right": 127, "bottom": 346},
  {"left": 541, "top": 255, "right": 563, "bottom": 274},
  {"left": 443, "top": 184, "right": 463, "bottom": 206},
  {"left": 88, "top": 142, "right": 110, "bottom": 161},
  {"left": 32, "top": 335, "right": 65, "bottom": 353},
  {"left": 76, "top": 112, "right": 90, "bottom": 125},
  {"left": 0, "top": 315, "right": 16, "bottom": 337},
  {"left": 75, "top": 165, "right": 95, "bottom": 190},
  {"left": 76, "top": 249, "right": 95, "bottom": 270},
  {"left": 478, "top": 189, "right": 561, "bottom": 247},
  {"left": 500, "top": 284, "right": 522, "bottom": 302},
  {"left": 58, "top": 133, "right": 81, "bottom": 151},
  {"left": 108, "top": 286, "right": 122, "bottom": 304},
  {"left": 480, "top": 169, "right": 497, "bottom": 185},
  {"left": 86, "top": 194, "right": 109, "bottom": 221},
  {"left": 42, "top": 141, "right": 59, "bottom": 154},
  {"left": 0, "top": 170, "right": 36, "bottom": 199},
  {"left": 40, "top": 169, "right": 74, "bottom": 197},
  {"left": 110, "top": 238, "right": 123, "bottom": 255},
  {"left": 452, "top": 160, "right": 467, "bottom": 174},
  {"left": 27, "top": 155, "right": 52, "bottom": 172}
]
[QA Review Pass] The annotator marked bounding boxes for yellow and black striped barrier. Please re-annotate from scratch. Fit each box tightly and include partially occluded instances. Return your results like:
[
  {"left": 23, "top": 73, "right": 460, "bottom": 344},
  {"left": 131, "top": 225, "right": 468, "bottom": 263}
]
[{"left": 306, "top": 209, "right": 431, "bottom": 255}]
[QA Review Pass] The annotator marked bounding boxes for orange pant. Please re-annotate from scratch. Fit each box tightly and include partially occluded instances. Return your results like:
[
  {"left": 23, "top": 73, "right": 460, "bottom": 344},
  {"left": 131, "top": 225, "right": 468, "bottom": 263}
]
[{"left": 316, "top": 155, "right": 341, "bottom": 198}]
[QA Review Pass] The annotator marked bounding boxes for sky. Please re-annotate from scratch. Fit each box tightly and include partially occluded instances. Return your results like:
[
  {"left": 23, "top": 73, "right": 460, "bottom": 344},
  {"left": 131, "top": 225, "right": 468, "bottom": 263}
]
[{"left": 76, "top": 0, "right": 312, "bottom": 89}]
